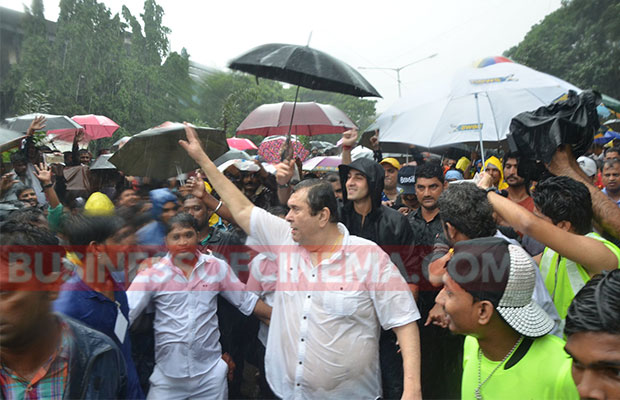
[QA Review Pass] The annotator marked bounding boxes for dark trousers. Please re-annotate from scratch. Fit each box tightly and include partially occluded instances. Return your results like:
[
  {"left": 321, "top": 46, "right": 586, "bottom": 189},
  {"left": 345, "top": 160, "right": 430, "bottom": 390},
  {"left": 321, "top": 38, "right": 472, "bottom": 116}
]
[{"left": 379, "top": 329, "right": 404, "bottom": 399}]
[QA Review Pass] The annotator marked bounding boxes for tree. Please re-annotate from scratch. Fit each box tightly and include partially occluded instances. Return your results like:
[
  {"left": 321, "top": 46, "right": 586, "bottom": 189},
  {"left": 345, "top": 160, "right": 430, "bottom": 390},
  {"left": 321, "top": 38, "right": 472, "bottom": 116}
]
[{"left": 505, "top": 0, "right": 620, "bottom": 99}]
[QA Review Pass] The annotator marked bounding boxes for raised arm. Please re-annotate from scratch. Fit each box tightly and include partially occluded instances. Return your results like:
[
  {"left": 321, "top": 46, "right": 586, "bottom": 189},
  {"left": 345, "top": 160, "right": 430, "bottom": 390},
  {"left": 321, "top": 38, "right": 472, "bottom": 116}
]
[
  {"left": 34, "top": 163, "right": 60, "bottom": 209},
  {"left": 179, "top": 124, "right": 254, "bottom": 234},
  {"left": 478, "top": 172, "right": 618, "bottom": 275},
  {"left": 547, "top": 145, "right": 620, "bottom": 240},
  {"left": 187, "top": 173, "right": 236, "bottom": 225}
]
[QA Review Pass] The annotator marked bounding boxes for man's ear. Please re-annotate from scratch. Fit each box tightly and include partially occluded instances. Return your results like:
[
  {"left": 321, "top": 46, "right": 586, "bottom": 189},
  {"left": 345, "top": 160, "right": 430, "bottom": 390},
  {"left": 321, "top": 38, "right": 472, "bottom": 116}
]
[
  {"left": 477, "top": 300, "right": 495, "bottom": 326},
  {"left": 444, "top": 180, "right": 449, "bottom": 189},
  {"left": 444, "top": 222, "right": 458, "bottom": 242},
  {"left": 557, "top": 220, "right": 573, "bottom": 233},
  {"left": 318, "top": 207, "right": 331, "bottom": 227}
]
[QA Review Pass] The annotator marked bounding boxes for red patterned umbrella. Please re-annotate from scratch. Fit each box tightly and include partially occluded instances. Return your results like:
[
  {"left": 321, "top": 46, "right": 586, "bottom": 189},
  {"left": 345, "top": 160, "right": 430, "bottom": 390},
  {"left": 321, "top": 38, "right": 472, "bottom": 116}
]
[{"left": 258, "top": 136, "right": 309, "bottom": 163}]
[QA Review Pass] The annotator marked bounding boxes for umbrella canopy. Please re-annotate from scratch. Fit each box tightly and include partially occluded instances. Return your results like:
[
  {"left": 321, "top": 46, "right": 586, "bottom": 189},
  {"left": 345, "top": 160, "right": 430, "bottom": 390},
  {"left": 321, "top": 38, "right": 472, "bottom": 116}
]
[
  {"left": 4, "top": 113, "right": 82, "bottom": 135},
  {"left": 258, "top": 136, "right": 309, "bottom": 163},
  {"left": 0, "top": 127, "right": 26, "bottom": 153},
  {"left": 229, "top": 43, "right": 381, "bottom": 98},
  {"left": 375, "top": 61, "right": 580, "bottom": 157},
  {"left": 90, "top": 154, "right": 117, "bottom": 170},
  {"left": 51, "top": 115, "right": 119, "bottom": 142},
  {"left": 213, "top": 149, "right": 253, "bottom": 167},
  {"left": 302, "top": 156, "right": 342, "bottom": 172},
  {"left": 237, "top": 102, "right": 356, "bottom": 137},
  {"left": 109, "top": 123, "right": 227, "bottom": 179},
  {"left": 227, "top": 137, "right": 258, "bottom": 151}
]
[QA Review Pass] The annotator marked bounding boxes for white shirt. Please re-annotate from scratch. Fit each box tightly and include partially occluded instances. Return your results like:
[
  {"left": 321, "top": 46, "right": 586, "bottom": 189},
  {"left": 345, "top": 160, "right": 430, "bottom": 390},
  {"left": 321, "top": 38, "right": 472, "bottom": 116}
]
[
  {"left": 127, "top": 252, "right": 258, "bottom": 378},
  {"left": 246, "top": 252, "right": 277, "bottom": 347},
  {"left": 248, "top": 207, "right": 420, "bottom": 399}
]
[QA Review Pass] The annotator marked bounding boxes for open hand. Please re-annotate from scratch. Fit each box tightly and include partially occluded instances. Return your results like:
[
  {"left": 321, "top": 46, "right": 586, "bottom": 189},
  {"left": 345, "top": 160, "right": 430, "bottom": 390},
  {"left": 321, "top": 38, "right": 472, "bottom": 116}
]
[
  {"left": 179, "top": 123, "right": 209, "bottom": 163},
  {"left": 0, "top": 172, "right": 19, "bottom": 194},
  {"left": 34, "top": 162, "right": 53, "bottom": 185},
  {"left": 27, "top": 115, "right": 46, "bottom": 136}
]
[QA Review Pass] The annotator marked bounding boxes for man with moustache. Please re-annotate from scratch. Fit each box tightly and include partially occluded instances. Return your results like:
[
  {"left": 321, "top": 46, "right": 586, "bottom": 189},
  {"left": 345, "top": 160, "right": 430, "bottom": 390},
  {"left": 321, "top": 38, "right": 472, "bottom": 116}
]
[{"left": 502, "top": 154, "right": 534, "bottom": 212}]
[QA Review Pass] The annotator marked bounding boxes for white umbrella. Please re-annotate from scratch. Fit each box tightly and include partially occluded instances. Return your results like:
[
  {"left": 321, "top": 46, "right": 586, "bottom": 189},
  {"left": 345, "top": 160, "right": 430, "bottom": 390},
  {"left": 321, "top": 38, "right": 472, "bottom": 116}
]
[{"left": 375, "top": 61, "right": 581, "bottom": 163}]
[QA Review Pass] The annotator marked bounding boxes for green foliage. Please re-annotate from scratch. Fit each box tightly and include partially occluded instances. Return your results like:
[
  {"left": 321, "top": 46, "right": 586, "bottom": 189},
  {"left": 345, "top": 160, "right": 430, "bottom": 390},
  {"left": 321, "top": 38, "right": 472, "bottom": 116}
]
[
  {"left": 3, "top": 0, "right": 376, "bottom": 155},
  {"left": 505, "top": 0, "right": 620, "bottom": 99}
]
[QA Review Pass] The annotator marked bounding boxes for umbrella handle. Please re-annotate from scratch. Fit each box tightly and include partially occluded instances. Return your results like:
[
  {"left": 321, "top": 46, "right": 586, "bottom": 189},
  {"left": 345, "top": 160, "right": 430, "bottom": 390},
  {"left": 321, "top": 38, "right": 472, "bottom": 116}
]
[{"left": 281, "top": 85, "right": 302, "bottom": 162}]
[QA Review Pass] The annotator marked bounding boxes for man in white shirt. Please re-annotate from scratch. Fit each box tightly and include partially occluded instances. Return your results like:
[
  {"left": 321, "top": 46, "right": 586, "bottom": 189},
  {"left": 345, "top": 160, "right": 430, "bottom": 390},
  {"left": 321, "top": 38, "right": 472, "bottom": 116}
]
[
  {"left": 179, "top": 124, "right": 422, "bottom": 399},
  {"left": 127, "top": 213, "right": 271, "bottom": 399}
]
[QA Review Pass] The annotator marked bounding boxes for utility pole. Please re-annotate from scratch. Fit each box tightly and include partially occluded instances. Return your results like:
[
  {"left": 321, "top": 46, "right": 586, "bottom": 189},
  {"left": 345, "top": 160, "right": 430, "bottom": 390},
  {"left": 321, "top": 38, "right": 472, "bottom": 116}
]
[{"left": 359, "top": 53, "right": 438, "bottom": 97}]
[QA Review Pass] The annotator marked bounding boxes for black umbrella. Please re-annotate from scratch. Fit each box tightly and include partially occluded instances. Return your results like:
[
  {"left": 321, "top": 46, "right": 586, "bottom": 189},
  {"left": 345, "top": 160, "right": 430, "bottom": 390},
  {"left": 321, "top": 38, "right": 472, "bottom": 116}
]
[
  {"left": 0, "top": 127, "right": 26, "bottom": 153},
  {"left": 229, "top": 43, "right": 381, "bottom": 98},
  {"left": 109, "top": 123, "right": 228, "bottom": 180},
  {"left": 4, "top": 113, "right": 82, "bottom": 133},
  {"left": 229, "top": 43, "right": 380, "bottom": 160}
]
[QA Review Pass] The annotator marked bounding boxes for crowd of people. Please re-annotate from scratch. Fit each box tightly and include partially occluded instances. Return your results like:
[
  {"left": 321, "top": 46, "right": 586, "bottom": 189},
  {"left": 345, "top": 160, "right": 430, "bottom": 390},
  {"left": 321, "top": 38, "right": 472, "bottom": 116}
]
[{"left": 0, "top": 117, "right": 619, "bottom": 400}]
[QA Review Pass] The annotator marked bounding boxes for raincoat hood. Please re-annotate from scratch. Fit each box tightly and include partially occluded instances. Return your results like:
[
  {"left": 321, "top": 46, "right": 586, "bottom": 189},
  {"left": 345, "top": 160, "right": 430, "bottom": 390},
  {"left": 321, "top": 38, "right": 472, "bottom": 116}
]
[
  {"left": 150, "top": 188, "right": 177, "bottom": 220},
  {"left": 84, "top": 192, "right": 115, "bottom": 216},
  {"left": 338, "top": 158, "right": 384, "bottom": 210},
  {"left": 484, "top": 156, "right": 508, "bottom": 190}
]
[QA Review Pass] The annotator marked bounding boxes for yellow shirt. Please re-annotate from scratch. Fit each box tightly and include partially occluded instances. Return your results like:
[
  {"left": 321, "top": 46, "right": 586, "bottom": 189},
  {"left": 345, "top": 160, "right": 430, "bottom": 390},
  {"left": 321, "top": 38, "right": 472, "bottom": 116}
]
[{"left": 462, "top": 335, "right": 578, "bottom": 400}]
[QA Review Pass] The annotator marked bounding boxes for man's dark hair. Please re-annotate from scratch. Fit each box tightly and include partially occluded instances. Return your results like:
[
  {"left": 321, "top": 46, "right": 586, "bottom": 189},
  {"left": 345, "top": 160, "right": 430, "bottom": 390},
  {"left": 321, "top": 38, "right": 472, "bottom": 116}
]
[
  {"left": 438, "top": 182, "right": 496, "bottom": 239},
  {"left": 502, "top": 152, "right": 520, "bottom": 168},
  {"left": 0, "top": 220, "right": 58, "bottom": 246},
  {"left": 323, "top": 172, "right": 340, "bottom": 184},
  {"left": 7, "top": 207, "right": 45, "bottom": 226},
  {"left": 533, "top": 176, "right": 592, "bottom": 235},
  {"left": 165, "top": 212, "right": 199, "bottom": 234},
  {"left": 604, "top": 146, "right": 620, "bottom": 158},
  {"left": 78, "top": 149, "right": 90, "bottom": 155},
  {"left": 14, "top": 183, "right": 33, "bottom": 198},
  {"left": 9, "top": 152, "right": 27, "bottom": 164},
  {"left": 293, "top": 179, "right": 339, "bottom": 223},
  {"left": 61, "top": 215, "right": 125, "bottom": 246},
  {"left": 416, "top": 162, "right": 444, "bottom": 184},
  {"left": 565, "top": 270, "right": 620, "bottom": 336},
  {"left": 603, "top": 159, "right": 620, "bottom": 170}
]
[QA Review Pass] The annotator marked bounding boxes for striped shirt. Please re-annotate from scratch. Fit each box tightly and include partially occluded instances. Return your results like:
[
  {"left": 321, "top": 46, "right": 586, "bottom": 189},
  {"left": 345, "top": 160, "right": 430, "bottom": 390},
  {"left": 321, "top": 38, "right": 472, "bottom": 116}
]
[{"left": 0, "top": 320, "right": 71, "bottom": 400}]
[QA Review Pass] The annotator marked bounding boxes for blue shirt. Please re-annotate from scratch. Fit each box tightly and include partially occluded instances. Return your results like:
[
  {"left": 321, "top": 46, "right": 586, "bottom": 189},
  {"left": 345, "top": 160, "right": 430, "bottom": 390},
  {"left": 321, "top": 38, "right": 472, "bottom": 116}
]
[
  {"left": 602, "top": 188, "right": 620, "bottom": 206},
  {"left": 54, "top": 272, "right": 145, "bottom": 399}
]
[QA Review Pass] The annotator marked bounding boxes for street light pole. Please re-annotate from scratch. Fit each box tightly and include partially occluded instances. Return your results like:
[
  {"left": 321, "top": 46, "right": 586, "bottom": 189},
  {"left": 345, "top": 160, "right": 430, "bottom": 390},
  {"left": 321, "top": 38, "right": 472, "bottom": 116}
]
[{"left": 359, "top": 53, "right": 438, "bottom": 97}]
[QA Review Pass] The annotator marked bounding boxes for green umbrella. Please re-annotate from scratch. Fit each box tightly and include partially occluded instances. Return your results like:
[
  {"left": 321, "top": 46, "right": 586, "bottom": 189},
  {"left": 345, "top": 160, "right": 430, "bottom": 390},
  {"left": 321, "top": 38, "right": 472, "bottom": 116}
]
[{"left": 109, "top": 123, "right": 228, "bottom": 180}]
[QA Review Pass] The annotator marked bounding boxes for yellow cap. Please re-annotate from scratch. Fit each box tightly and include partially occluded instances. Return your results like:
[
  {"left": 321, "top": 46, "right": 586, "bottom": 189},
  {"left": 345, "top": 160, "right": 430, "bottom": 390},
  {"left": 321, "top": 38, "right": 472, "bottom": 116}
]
[
  {"left": 380, "top": 157, "right": 401, "bottom": 170},
  {"left": 84, "top": 192, "right": 115, "bottom": 216},
  {"left": 455, "top": 156, "right": 471, "bottom": 172}
]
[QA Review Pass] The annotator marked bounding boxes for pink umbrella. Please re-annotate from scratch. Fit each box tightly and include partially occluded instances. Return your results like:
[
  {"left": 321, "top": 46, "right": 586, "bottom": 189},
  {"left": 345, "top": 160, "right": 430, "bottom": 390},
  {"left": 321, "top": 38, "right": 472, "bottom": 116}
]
[
  {"left": 227, "top": 137, "right": 258, "bottom": 151},
  {"left": 50, "top": 114, "right": 119, "bottom": 142},
  {"left": 237, "top": 102, "right": 356, "bottom": 136},
  {"left": 258, "top": 136, "right": 309, "bottom": 163}
]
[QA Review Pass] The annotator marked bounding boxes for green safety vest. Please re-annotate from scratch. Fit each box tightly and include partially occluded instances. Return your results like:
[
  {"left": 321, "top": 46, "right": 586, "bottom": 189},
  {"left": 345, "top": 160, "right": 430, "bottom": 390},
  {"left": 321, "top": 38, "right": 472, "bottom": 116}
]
[
  {"left": 461, "top": 335, "right": 578, "bottom": 400},
  {"left": 540, "top": 231, "right": 620, "bottom": 321}
]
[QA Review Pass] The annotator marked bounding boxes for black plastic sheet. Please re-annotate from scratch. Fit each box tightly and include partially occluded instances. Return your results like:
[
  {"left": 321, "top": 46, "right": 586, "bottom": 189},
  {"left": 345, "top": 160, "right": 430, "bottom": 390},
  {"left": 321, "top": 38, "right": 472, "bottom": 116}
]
[{"left": 507, "top": 90, "right": 601, "bottom": 163}]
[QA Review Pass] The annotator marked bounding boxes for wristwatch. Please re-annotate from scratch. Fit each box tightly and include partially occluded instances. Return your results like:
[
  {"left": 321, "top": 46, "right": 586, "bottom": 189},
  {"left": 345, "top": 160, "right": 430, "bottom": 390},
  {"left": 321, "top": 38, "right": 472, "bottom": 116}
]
[
  {"left": 277, "top": 183, "right": 290, "bottom": 189},
  {"left": 485, "top": 186, "right": 497, "bottom": 194}
]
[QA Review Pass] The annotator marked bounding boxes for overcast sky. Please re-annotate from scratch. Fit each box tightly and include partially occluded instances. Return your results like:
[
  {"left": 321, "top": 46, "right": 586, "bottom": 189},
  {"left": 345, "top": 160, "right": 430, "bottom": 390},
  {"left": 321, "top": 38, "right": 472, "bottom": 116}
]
[{"left": 1, "top": 0, "right": 562, "bottom": 112}]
